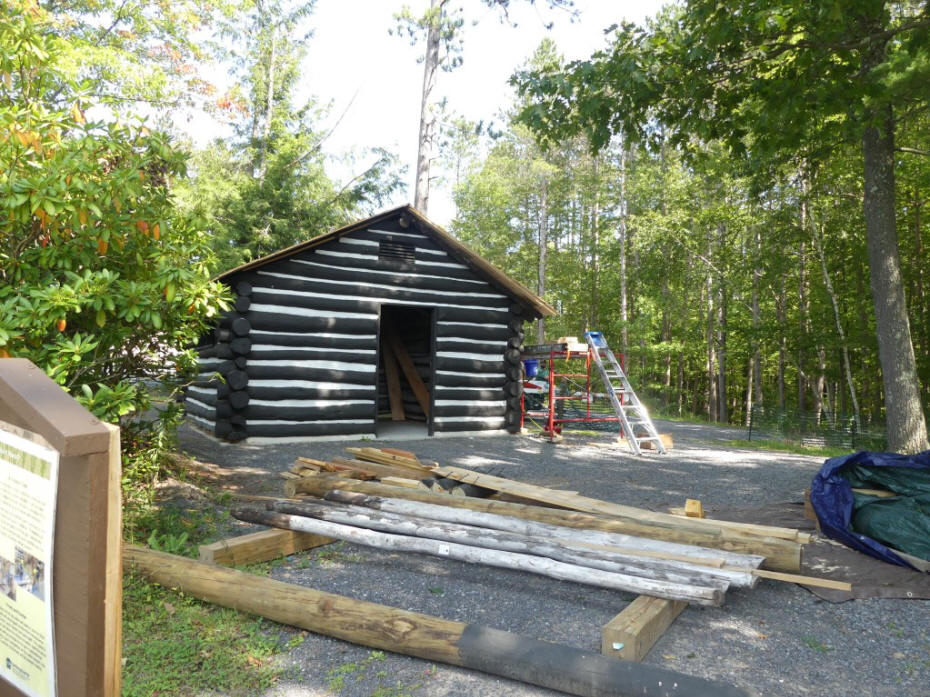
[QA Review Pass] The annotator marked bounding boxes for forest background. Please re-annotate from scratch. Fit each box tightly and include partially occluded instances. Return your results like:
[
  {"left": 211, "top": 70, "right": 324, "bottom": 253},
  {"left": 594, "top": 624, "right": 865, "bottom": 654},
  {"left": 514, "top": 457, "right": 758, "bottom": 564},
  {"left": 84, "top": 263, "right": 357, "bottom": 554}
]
[{"left": 2, "top": 0, "right": 929, "bottom": 473}]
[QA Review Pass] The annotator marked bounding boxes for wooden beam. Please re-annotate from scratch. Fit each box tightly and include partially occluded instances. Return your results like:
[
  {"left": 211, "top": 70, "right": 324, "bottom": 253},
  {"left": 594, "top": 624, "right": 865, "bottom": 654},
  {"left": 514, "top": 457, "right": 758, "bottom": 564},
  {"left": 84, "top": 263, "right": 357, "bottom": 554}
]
[
  {"left": 381, "top": 339, "right": 406, "bottom": 421},
  {"left": 684, "top": 499, "right": 704, "bottom": 519},
  {"left": 124, "top": 545, "right": 751, "bottom": 697},
  {"left": 602, "top": 596, "right": 687, "bottom": 662},
  {"left": 283, "top": 475, "right": 802, "bottom": 572},
  {"left": 383, "top": 328, "right": 431, "bottom": 417},
  {"left": 198, "top": 528, "right": 333, "bottom": 566}
]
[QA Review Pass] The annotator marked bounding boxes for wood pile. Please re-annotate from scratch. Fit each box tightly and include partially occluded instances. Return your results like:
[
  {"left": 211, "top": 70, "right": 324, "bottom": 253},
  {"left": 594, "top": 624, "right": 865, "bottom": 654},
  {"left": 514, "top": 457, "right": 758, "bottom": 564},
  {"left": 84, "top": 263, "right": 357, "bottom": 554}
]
[{"left": 239, "top": 446, "right": 844, "bottom": 608}]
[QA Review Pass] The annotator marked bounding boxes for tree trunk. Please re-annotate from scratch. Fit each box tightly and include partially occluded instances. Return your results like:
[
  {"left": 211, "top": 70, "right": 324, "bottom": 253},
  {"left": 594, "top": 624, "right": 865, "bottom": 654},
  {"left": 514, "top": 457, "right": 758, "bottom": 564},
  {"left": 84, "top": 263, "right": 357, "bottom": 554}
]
[
  {"left": 716, "top": 283, "right": 727, "bottom": 423},
  {"left": 414, "top": 0, "right": 442, "bottom": 212},
  {"left": 258, "top": 27, "right": 276, "bottom": 183},
  {"left": 618, "top": 143, "right": 630, "bottom": 358},
  {"left": 536, "top": 178, "right": 548, "bottom": 343},
  {"left": 862, "top": 101, "right": 929, "bottom": 452},
  {"left": 776, "top": 277, "right": 787, "bottom": 409},
  {"left": 812, "top": 218, "right": 861, "bottom": 431}
]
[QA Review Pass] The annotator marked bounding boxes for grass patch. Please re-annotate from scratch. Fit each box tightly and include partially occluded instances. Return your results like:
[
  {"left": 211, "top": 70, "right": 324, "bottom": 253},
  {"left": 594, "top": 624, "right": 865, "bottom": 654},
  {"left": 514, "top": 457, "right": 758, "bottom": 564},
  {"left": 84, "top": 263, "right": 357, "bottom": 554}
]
[
  {"left": 122, "top": 571, "right": 289, "bottom": 697},
  {"left": 122, "top": 496, "right": 295, "bottom": 695},
  {"left": 722, "top": 439, "right": 851, "bottom": 458}
]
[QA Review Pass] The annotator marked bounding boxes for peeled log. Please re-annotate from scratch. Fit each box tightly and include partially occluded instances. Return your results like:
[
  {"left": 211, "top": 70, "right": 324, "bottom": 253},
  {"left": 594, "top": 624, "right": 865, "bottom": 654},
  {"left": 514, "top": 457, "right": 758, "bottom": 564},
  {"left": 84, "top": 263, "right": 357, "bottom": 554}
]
[
  {"left": 322, "top": 491, "right": 763, "bottom": 571},
  {"left": 284, "top": 476, "right": 800, "bottom": 571},
  {"left": 123, "top": 545, "right": 749, "bottom": 697},
  {"left": 267, "top": 500, "right": 752, "bottom": 591},
  {"left": 233, "top": 507, "right": 725, "bottom": 606}
]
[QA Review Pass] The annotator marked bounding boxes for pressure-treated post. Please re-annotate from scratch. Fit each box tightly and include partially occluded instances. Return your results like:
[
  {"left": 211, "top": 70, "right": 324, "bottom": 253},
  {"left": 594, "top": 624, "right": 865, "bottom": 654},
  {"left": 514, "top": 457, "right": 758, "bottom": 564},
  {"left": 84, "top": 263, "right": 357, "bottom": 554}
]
[{"left": 0, "top": 359, "right": 121, "bottom": 697}]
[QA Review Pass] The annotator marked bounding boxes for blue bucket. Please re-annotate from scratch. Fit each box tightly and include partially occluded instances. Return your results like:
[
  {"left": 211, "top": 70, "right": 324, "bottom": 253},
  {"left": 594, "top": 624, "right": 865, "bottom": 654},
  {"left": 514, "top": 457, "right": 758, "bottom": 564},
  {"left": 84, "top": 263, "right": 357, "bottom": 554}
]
[{"left": 523, "top": 359, "right": 539, "bottom": 378}]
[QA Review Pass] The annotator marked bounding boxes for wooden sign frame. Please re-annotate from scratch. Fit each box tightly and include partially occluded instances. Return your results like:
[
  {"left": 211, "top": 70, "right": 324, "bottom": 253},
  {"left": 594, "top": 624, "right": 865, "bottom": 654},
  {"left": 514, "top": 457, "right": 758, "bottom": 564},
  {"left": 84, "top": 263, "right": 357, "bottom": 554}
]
[{"left": 0, "top": 359, "right": 121, "bottom": 697}]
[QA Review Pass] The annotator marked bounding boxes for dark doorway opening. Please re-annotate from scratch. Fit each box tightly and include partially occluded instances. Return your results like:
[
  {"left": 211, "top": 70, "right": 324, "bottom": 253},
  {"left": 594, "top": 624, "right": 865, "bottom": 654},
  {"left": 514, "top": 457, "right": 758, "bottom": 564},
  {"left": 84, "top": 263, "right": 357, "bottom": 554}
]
[{"left": 376, "top": 305, "right": 433, "bottom": 437}]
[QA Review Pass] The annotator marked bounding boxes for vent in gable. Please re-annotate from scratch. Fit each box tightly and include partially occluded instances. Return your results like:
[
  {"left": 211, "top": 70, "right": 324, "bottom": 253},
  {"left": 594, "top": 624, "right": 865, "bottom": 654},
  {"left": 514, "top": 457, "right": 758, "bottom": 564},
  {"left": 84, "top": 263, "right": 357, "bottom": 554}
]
[{"left": 378, "top": 239, "right": 416, "bottom": 269}]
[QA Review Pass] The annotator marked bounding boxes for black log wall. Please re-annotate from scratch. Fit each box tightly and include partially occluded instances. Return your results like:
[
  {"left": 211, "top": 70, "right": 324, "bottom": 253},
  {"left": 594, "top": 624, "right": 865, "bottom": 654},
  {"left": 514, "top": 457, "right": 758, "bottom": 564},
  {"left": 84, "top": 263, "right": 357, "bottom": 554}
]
[{"left": 186, "top": 219, "right": 527, "bottom": 441}]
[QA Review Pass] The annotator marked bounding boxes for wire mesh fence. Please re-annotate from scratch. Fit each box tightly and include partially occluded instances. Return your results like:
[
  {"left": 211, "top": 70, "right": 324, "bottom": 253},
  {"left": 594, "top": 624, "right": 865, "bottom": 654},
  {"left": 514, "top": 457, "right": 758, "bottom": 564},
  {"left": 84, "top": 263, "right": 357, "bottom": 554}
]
[{"left": 748, "top": 406, "right": 886, "bottom": 451}]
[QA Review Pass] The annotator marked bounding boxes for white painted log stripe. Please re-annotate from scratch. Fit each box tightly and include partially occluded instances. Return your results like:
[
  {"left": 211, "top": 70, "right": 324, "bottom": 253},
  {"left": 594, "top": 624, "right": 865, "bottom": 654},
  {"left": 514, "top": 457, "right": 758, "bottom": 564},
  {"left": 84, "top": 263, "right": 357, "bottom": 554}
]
[
  {"left": 250, "top": 330, "right": 377, "bottom": 341},
  {"left": 367, "top": 228, "right": 433, "bottom": 240},
  {"left": 257, "top": 270, "right": 507, "bottom": 300},
  {"left": 291, "top": 257, "right": 490, "bottom": 285},
  {"left": 249, "top": 359, "right": 376, "bottom": 372},
  {"left": 436, "top": 351, "right": 505, "bottom": 361},
  {"left": 249, "top": 379, "right": 375, "bottom": 391},
  {"left": 185, "top": 398, "right": 215, "bottom": 414},
  {"left": 339, "top": 237, "right": 450, "bottom": 257},
  {"left": 251, "top": 343, "right": 377, "bottom": 355},
  {"left": 313, "top": 248, "right": 469, "bottom": 270},
  {"left": 438, "top": 336, "right": 509, "bottom": 346},
  {"left": 249, "top": 303, "right": 379, "bottom": 320},
  {"left": 436, "top": 370, "right": 506, "bottom": 378},
  {"left": 250, "top": 399, "right": 372, "bottom": 408},
  {"left": 187, "top": 386, "right": 215, "bottom": 398},
  {"left": 197, "top": 357, "right": 225, "bottom": 366},
  {"left": 188, "top": 414, "right": 214, "bottom": 429},
  {"left": 246, "top": 419, "right": 372, "bottom": 426},
  {"left": 433, "top": 416, "right": 507, "bottom": 424},
  {"left": 435, "top": 400, "right": 507, "bottom": 408},
  {"left": 252, "top": 286, "right": 509, "bottom": 313},
  {"left": 437, "top": 321, "right": 510, "bottom": 329}
]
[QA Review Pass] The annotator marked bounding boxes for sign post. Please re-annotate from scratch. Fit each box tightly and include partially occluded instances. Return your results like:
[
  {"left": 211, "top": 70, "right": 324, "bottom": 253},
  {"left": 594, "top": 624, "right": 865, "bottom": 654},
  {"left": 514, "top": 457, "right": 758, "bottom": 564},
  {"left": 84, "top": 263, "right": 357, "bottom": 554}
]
[{"left": 0, "top": 360, "right": 121, "bottom": 697}]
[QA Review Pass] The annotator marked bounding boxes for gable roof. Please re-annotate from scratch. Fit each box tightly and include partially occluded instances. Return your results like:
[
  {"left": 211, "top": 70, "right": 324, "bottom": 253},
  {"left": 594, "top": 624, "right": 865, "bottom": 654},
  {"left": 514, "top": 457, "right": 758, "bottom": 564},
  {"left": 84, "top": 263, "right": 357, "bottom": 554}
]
[{"left": 216, "top": 204, "right": 557, "bottom": 319}]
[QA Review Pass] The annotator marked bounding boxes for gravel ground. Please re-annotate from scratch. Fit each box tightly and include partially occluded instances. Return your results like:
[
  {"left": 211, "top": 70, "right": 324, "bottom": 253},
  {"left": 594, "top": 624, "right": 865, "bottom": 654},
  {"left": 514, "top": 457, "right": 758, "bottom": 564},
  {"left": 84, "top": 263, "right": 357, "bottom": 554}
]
[{"left": 176, "top": 420, "right": 930, "bottom": 697}]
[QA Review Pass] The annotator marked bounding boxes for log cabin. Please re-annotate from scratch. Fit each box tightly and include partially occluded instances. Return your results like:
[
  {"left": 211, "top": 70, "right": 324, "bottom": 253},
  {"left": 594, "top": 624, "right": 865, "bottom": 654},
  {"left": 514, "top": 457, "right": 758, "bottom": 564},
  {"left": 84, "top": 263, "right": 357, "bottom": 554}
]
[{"left": 185, "top": 205, "right": 556, "bottom": 442}]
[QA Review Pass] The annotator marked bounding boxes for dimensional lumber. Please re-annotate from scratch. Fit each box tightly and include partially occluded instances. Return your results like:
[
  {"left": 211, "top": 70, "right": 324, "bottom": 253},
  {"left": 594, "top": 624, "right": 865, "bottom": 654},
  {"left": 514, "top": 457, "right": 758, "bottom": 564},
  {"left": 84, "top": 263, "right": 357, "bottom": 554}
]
[
  {"left": 434, "top": 466, "right": 809, "bottom": 544},
  {"left": 602, "top": 596, "right": 687, "bottom": 662},
  {"left": 267, "top": 500, "right": 755, "bottom": 590},
  {"left": 381, "top": 338, "right": 406, "bottom": 421},
  {"left": 285, "top": 476, "right": 802, "bottom": 572},
  {"left": 383, "top": 327, "right": 431, "bottom": 417},
  {"left": 233, "top": 507, "right": 727, "bottom": 606},
  {"left": 321, "top": 492, "right": 764, "bottom": 571},
  {"left": 328, "top": 457, "right": 427, "bottom": 481},
  {"left": 198, "top": 528, "right": 333, "bottom": 566},
  {"left": 124, "top": 545, "right": 750, "bottom": 697}
]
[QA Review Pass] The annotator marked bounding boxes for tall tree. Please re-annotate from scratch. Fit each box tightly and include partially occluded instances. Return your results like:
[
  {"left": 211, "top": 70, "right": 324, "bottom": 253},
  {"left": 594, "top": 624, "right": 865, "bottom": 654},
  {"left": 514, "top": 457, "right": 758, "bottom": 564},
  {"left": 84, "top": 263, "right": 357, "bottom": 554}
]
[{"left": 515, "top": 0, "right": 930, "bottom": 452}]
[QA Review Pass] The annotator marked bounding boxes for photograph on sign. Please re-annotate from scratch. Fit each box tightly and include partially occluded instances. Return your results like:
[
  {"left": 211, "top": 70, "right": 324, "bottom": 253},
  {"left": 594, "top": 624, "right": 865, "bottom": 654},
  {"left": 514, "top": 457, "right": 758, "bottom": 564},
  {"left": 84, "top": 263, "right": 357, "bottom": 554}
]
[{"left": 0, "top": 423, "right": 60, "bottom": 697}]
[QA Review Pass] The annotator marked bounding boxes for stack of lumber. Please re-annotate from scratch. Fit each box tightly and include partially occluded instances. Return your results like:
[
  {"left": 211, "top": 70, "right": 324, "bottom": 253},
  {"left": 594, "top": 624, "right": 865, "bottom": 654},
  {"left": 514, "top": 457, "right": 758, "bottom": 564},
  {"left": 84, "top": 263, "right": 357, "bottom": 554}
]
[{"left": 268, "top": 446, "right": 839, "bottom": 605}]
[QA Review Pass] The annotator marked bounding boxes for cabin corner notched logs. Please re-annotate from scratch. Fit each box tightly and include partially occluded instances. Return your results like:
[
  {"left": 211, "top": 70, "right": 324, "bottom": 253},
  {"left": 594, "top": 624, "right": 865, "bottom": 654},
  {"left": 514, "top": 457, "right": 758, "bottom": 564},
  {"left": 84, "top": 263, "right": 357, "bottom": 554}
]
[{"left": 185, "top": 206, "right": 552, "bottom": 441}]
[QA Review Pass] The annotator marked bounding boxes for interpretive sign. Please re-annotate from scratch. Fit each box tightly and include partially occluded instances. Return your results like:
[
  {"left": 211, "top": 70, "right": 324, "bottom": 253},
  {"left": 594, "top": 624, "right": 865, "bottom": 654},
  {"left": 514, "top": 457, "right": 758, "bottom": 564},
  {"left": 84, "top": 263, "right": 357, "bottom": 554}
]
[{"left": 0, "top": 423, "right": 59, "bottom": 697}]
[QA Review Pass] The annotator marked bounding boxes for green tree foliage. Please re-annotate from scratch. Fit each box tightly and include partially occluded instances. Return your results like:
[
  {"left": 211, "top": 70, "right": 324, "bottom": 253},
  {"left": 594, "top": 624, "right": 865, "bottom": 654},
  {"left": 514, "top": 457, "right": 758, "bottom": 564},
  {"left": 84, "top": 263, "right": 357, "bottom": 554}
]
[
  {"left": 513, "top": 1, "right": 930, "bottom": 451},
  {"left": 0, "top": 1, "right": 228, "bottom": 493},
  {"left": 180, "top": 0, "right": 403, "bottom": 271}
]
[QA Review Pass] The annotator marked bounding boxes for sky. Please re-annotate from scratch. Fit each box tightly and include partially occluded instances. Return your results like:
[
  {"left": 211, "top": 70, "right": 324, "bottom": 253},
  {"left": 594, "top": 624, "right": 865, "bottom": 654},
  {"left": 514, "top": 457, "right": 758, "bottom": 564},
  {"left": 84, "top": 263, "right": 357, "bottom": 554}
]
[{"left": 186, "top": 0, "right": 666, "bottom": 227}]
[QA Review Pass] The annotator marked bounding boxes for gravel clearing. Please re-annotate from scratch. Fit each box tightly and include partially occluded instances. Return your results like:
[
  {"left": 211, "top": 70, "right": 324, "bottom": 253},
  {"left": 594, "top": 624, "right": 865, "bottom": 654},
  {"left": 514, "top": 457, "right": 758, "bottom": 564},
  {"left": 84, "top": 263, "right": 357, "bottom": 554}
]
[{"left": 177, "top": 420, "right": 930, "bottom": 697}]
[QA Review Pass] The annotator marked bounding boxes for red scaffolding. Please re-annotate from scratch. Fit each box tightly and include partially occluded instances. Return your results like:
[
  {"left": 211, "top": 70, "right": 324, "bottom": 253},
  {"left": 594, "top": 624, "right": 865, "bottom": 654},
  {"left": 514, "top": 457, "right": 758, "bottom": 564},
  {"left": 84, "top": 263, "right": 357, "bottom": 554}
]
[{"left": 520, "top": 341, "right": 625, "bottom": 441}]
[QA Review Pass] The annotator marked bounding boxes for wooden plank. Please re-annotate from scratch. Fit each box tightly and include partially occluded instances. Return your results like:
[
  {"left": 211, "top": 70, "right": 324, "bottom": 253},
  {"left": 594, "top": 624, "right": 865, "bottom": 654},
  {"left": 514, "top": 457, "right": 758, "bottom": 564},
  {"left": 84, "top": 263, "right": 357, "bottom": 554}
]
[
  {"left": 434, "top": 465, "right": 810, "bottom": 544},
  {"left": 384, "top": 328, "right": 431, "bottom": 417},
  {"left": 750, "top": 569, "right": 852, "bottom": 591},
  {"left": 602, "top": 596, "right": 686, "bottom": 662},
  {"left": 344, "top": 447, "right": 434, "bottom": 475},
  {"left": 198, "top": 528, "right": 333, "bottom": 566},
  {"left": 124, "top": 545, "right": 750, "bottom": 697},
  {"left": 381, "top": 476, "right": 425, "bottom": 489},
  {"left": 329, "top": 456, "right": 428, "bottom": 480},
  {"left": 381, "top": 339, "right": 406, "bottom": 421}
]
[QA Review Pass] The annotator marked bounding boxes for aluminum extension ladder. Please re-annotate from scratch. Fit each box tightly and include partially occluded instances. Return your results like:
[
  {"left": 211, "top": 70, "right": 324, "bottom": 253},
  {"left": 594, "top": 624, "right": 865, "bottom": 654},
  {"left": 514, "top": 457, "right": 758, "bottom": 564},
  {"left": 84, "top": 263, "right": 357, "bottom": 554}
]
[{"left": 584, "top": 331, "right": 666, "bottom": 455}]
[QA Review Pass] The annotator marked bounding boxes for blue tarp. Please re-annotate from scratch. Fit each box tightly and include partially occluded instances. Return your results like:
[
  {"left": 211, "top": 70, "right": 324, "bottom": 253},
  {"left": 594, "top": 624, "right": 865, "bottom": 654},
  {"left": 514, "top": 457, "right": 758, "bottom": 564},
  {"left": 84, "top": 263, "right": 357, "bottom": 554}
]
[{"left": 809, "top": 450, "right": 930, "bottom": 569}]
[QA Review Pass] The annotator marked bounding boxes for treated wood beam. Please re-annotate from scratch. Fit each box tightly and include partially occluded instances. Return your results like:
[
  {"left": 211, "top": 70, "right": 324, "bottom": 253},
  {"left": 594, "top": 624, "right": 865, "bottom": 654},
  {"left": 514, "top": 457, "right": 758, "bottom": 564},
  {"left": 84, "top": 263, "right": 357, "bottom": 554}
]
[
  {"left": 123, "top": 546, "right": 750, "bottom": 697},
  {"left": 198, "top": 529, "right": 333, "bottom": 566},
  {"left": 602, "top": 596, "right": 687, "bottom": 662}
]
